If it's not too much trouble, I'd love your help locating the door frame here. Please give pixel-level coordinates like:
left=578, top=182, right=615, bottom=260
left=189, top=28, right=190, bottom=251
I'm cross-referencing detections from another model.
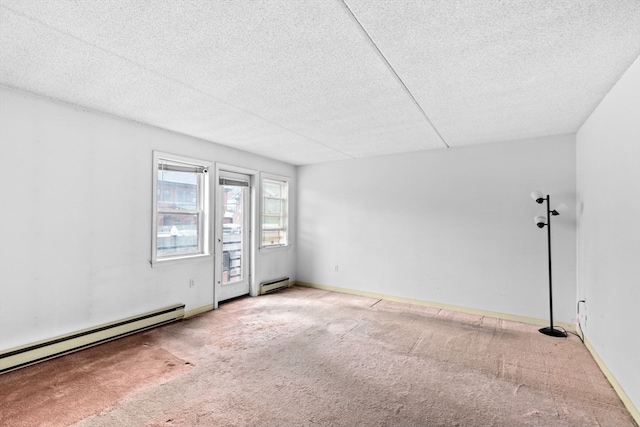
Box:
left=214, top=163, right=258, bottom=309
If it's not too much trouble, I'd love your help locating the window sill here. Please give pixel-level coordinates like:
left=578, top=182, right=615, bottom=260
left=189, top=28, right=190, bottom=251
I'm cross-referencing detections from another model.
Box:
left=259, top=244, right=291, bottom=253
left=151, top=253, right=213, bottom=267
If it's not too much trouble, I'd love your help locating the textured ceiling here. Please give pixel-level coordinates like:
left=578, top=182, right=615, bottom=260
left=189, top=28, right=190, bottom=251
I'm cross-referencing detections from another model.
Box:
left=1, top=0, right=639, bottom=165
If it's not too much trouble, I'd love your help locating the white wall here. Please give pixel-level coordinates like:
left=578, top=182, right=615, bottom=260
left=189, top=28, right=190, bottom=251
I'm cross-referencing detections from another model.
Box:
left=297, top=135, right=577, bottom=323
left=0, top=87, right=296, bottom=351
left=576, top=56, right=640, bottom=414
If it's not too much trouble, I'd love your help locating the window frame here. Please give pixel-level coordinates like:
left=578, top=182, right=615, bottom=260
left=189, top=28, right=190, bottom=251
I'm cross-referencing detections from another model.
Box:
left=152, top=151, right=212, bottom=266
left=260, top=173, right=290, bottom=249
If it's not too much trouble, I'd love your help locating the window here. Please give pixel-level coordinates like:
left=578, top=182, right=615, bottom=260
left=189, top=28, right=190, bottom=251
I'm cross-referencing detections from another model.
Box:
left=152, top=152, right=211, bottom=264
left=261, top=176, right=289, bottom=247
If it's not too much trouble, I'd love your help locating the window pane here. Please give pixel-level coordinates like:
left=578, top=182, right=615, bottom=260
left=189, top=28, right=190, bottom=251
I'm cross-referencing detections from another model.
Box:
left=157, top=170, right=198, bottom=210
left=263, top=182, right=282, bottom=198
left=262, top=229, right=285, bottom=246
left=154, top=153, right=210, bottom=264
left=157, top=213, right=200, bottom=256
left=264, top=198, right=282, bottom=215
left=263, top=215, right=281, bottom=227
left=261, top=177, right=287, bottom=247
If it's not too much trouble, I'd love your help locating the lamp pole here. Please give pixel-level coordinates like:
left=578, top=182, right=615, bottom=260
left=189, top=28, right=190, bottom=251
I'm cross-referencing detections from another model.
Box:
left=538, top=194, right=567, bottom=338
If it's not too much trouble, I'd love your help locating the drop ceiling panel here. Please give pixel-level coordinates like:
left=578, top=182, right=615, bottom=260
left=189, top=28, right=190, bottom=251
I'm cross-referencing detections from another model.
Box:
left=1, top=1, right=639, bottom=164
left=0, top=0, right=444, bottom=164
left=0, top=4, right=351, bottom=165
left=346, top=0, right=640, bottom=147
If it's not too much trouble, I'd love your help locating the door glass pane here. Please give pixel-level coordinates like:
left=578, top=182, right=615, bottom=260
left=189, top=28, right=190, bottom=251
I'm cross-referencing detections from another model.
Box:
left=222, top=185, right=244, bottom=285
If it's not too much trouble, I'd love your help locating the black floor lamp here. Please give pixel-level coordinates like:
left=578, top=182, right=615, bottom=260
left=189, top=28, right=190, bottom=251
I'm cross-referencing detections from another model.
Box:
left=531, top=191, right=567, bottom=338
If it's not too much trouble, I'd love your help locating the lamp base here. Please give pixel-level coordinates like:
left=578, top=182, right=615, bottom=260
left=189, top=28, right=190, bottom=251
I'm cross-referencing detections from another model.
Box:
left=539, top=326, right=567, bottom=338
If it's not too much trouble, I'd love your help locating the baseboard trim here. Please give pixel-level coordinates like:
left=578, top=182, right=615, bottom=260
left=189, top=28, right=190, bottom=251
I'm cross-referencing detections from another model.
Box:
left=583, top=338, right=640, bottom=425
left=0, top=304, right=185, bottom=373
left=184, top=304, right=214, bottom=318
left=295, top=281, right=575, bottom=331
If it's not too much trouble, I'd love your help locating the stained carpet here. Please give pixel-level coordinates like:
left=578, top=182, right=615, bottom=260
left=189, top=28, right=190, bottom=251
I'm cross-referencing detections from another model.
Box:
left=0, top=286, right=635, bottom=426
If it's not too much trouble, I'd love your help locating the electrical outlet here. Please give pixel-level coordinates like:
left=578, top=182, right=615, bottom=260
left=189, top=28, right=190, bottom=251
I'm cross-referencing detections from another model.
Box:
left=334, top=265, right=339, bottom=272
left=189, top=278, right=196, bottom=288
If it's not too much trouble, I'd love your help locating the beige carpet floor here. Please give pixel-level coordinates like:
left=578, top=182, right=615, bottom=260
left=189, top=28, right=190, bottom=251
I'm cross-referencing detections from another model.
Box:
left=0, top=286, right=635, bottom=426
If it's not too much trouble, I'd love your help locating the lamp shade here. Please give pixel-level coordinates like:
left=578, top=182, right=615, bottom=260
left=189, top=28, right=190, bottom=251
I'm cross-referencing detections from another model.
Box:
left=535, top=215, right=547, bottom=228
left=531, top=191, right=545, bottom=203
left=554, top=203, right=568, bottom=214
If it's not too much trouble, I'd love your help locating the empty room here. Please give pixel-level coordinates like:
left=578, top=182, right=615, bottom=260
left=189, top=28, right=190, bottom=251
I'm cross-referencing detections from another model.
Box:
left=0, top=1, right=639, bottom=426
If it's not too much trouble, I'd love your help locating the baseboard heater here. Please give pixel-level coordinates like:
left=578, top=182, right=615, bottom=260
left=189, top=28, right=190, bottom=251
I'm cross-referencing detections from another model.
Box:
left=0, top=303, right=185, bottom=374
left=260, top=277, right=291, bottom=295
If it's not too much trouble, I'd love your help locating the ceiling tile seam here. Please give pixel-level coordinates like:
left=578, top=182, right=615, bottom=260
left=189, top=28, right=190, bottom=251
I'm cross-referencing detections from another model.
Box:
left=339, top=0, right=450, bottom=149
left=0, top=4, right=356, bottom=161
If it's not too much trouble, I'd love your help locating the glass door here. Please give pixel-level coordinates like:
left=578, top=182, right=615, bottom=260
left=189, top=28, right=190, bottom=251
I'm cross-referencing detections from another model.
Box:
left=217, top=171, right=250, bottom=302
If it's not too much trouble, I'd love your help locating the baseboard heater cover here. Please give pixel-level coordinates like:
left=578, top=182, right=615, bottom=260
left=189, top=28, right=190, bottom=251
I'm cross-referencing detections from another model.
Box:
left=0, top=303, right=185, bottom=374
left=260, top=277, right=290, bottom=295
